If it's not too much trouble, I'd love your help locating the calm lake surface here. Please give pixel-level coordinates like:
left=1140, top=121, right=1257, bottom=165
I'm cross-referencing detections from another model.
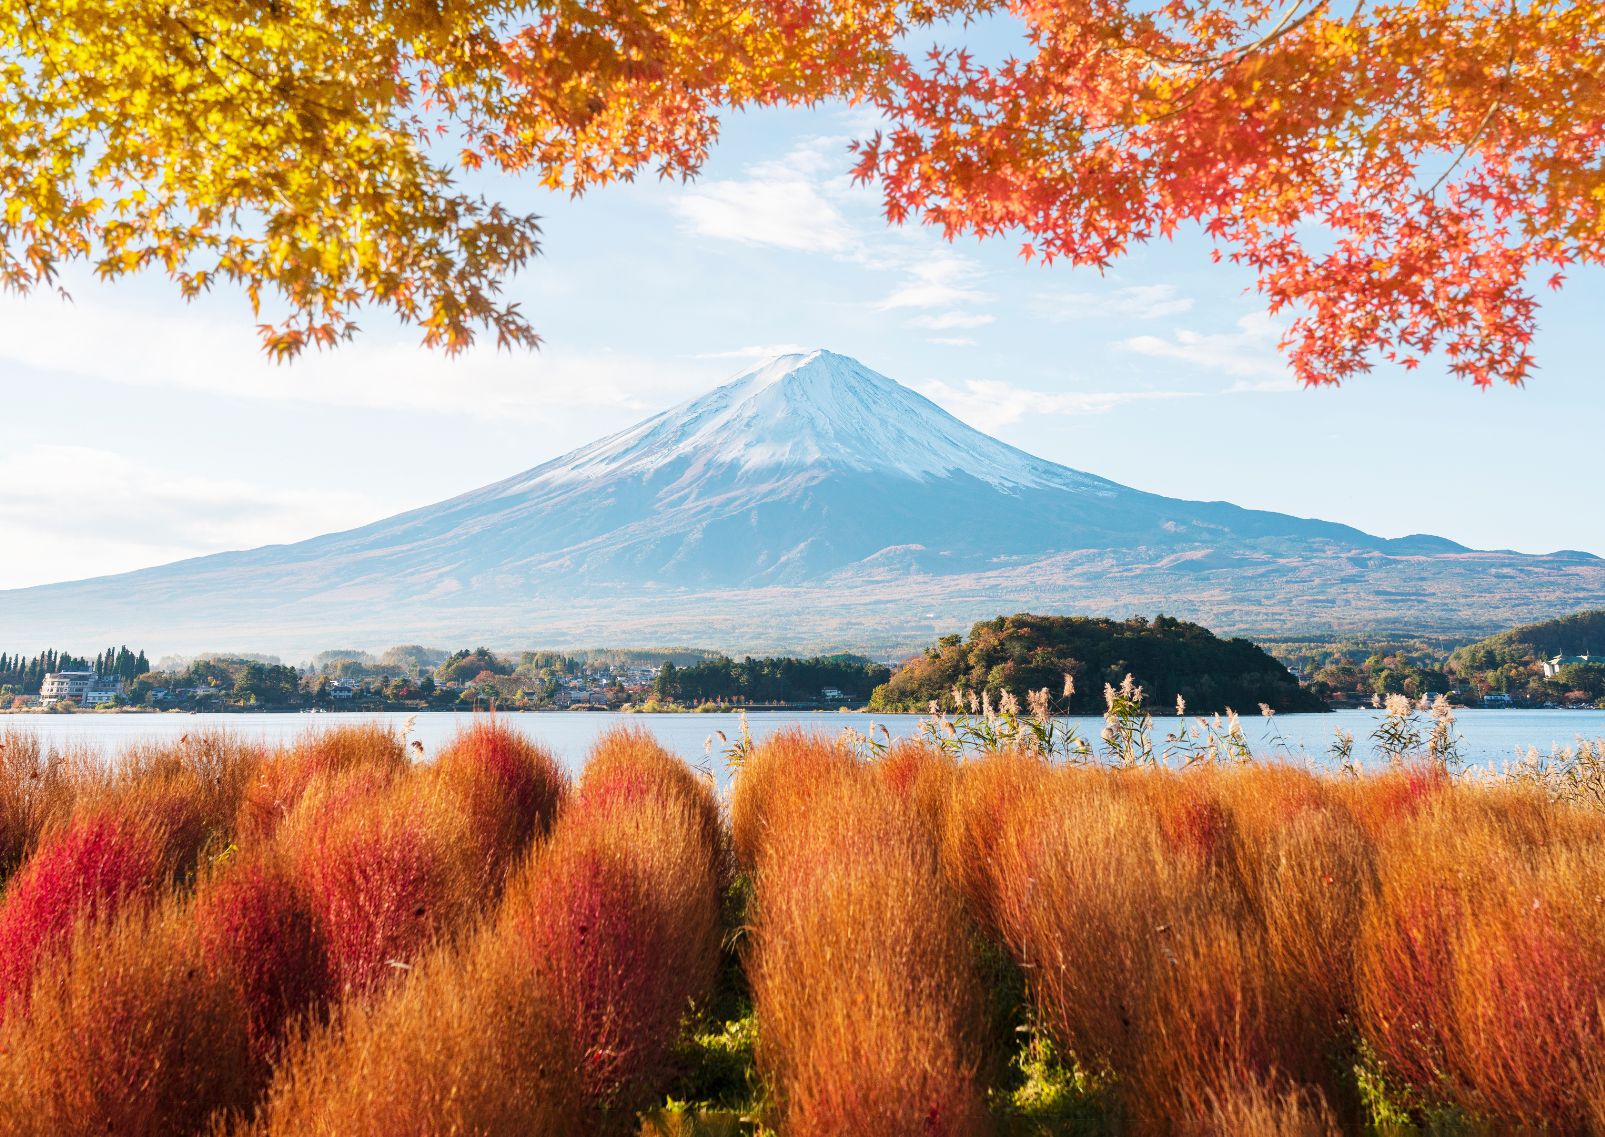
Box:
left=5, top=708, right=1603, bottom=785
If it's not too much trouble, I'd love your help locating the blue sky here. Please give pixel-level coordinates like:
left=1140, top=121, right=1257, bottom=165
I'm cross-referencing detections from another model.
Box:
left=2, top=98, right=1601, bottom=591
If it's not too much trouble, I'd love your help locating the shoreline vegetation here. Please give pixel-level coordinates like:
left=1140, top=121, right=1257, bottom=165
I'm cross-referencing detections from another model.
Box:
left=1, top=696, right=1604, bottom=1135
left=4, top=610, right=1603, bottom=722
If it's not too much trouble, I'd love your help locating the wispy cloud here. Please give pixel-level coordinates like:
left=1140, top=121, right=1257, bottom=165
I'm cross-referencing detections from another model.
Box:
left=667, top=138, right=856, bottom=253
left=1034, top=283, right=1194, bottom=321
left=669, top=137, right=998, bottom=329
left=1119, top=312, right=1288, bottom=380
left=0, top=292, right=706, bottom=422
left=1226, top=376, right=1302, bottom=393
left=669, top=178, right=854, bottom=254
left=876, top=251, right=990, bottom=312
left=0, top=445, right=384, bottom=589
left=916, top=377, right=1199, bottom=431
left=927, top=336, right=978, bottom=347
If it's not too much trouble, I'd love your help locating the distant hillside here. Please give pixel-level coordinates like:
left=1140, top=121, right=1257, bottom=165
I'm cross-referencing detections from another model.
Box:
left=870, top=613, right=1327, bottom=714
left=1449, top=609, right=1605, bottom=672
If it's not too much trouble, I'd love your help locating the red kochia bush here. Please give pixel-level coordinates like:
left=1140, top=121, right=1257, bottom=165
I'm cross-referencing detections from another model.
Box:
left=581, top=727, right=721, bottom=851
left=0, top=784, right=204, bottom=1023
left=518, top=848, right=672, bottom=1105
left=250, top=930, right=585, bottom=1137
left=291, top=780, right=481, bottom=999
left=1357, top=793, right=1605, bottom=1127
left=1346, top=762, right=1450, bottom=838
left=194, top=855, right=333, bottom=1064
left=0, top=734, right=74, bottom=886
left=939, top=748, right=1052, bottom=931
left=505, top=735, right=722, bottom=1122
left=1451, top=866, right=1605, bottom=1128
left=873, top=740, right=959, bottom=842
left=432, top=720, right=568, bottom=886
left=1356, top=795, right=1503, bottom=1105
left=730, top=728, right=857, bottom=870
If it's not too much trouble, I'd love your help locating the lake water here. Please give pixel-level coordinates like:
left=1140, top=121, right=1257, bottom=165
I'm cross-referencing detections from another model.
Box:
left=4, top=707, right=1603, bottom=785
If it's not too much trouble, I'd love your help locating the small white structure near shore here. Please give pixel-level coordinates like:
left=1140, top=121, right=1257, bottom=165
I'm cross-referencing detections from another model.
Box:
left=1542, top=653, right=1603, bottom=679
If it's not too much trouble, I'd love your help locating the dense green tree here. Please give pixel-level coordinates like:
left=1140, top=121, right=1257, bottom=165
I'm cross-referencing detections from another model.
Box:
left=0, top=647, right=119, bottom=694
left=435, top=648, right=512, bottom=685
left=655, top=655, right=890, bottom=705
left=232, top=662, right=302, bottom=706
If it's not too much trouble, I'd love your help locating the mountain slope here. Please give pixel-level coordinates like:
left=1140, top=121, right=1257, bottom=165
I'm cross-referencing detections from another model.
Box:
left=4, top=350, right=1603, bottom=656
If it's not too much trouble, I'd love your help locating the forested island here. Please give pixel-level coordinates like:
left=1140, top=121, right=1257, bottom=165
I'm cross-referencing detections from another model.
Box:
left=870, top=613, right=1326, bottom=714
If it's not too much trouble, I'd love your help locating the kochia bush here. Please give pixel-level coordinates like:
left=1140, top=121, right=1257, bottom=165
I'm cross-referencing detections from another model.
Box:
left=290, top=778, right=483, bottom=998
left=431, top=719, right=568, bottom=888
left=0, top=783, right=205, bottom=1023
left=0, top=903, right=255, bottom=1137
left=194, top=854, right=333, bottom=1064
left=504, top=733, right=723, bottom=1123
left=741, top=741, right=990, bottom=1137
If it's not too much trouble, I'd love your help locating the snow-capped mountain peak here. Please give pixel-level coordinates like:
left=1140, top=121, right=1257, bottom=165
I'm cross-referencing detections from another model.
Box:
left=2, top=346, right=1594, bottom=659
left=523, top=349, right=1072, bottom=491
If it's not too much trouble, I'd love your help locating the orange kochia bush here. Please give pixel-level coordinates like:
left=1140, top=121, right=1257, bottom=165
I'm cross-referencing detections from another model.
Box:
left=739, top=735, right=990, bottom=1137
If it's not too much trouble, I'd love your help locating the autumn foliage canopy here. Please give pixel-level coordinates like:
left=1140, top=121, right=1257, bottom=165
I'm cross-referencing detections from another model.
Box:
left=2, top=0, right=1600, bottom=386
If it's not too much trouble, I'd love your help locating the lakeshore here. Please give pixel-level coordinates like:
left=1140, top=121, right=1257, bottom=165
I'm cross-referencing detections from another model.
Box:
left=6, top=706, right=1604, bottom=783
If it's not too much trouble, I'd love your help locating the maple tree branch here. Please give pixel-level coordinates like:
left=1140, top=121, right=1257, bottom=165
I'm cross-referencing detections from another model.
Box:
left=1427, top=25, right=1519, bottom=197
left=16, top=0, right=61, bottom=84
left=1426, top=91, right=1501, bottom=197
left=1231, top=0, right=1322, bottom=60
left=1134, top=0, right=1326, bottom=71
left=1126, top=0, right=1332, bottom=129
left=168, top=11, right=350, bottom=121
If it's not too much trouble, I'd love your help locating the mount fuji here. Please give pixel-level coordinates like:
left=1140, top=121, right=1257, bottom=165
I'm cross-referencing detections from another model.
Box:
left=5, top=349, right=1604, bottom=656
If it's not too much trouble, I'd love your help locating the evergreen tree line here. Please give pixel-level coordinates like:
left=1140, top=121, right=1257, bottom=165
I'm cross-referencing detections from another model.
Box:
left=0, top=647, right=148, bottom=694
left=654, top=655, right=891, bottom=705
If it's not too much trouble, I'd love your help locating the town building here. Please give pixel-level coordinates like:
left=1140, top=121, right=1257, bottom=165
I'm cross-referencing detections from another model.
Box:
left=1542, top=653, right=1604, bottom=678
left=39, top=671, right=124, bottom=706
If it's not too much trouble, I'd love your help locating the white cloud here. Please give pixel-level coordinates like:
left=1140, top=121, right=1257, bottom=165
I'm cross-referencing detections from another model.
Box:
left=1119, top=312, right=1289, bottom=380
left=908, top=312, right=994, bottom=330
left=876, top=251, right=990, bottom=312
left=1035, top=283, right=1195, bottom=321
left=0, top=445, right=385, bottom=589
left=669, top=138, right=999, bottom=328
left=668, top=138, right=857, bottom=253
left=916, top=377, right=1198, bottom=431
left=0, top=291, right=706, bottom=422
left=928, top=337, right=978, bottom=347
